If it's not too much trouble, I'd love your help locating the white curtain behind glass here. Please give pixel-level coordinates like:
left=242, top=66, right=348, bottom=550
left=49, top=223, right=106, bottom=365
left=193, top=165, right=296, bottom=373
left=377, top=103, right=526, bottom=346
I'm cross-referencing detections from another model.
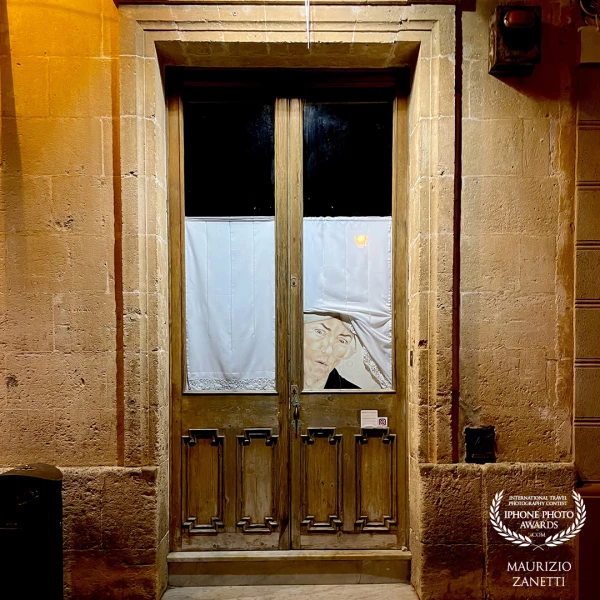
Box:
left=185, top=217, right=276, bottom=391
left=303, top=217, right=392, bottom=387
left=184, top=216, right=391, bottom=391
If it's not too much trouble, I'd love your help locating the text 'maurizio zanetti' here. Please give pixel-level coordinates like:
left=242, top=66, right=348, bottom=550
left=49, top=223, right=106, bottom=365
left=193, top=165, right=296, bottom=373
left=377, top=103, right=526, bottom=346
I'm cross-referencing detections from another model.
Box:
left=508, top=561, right=571, bottom=587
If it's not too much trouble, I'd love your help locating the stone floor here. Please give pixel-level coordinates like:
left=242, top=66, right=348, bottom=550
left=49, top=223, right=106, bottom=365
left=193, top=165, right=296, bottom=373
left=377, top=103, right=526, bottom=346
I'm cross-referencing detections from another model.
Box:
left=162, top=584, right=419, bottom=600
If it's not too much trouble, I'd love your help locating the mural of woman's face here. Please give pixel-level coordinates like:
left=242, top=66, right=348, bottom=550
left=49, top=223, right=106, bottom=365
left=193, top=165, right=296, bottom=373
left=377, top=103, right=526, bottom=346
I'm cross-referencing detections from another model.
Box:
left=303, top=317, right=354, bottom=388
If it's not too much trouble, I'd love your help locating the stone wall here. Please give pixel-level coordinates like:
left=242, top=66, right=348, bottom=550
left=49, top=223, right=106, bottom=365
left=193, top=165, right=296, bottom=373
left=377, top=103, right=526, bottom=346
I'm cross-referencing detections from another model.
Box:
left=0, top=0, right=593, bottom=599
left=460, top=0, right=577, bottom=464
left=410, top=2, right=581, bottom=598
left=0, top=1, right=167, bottom=597
left=0, top=0, right=118, bottom=467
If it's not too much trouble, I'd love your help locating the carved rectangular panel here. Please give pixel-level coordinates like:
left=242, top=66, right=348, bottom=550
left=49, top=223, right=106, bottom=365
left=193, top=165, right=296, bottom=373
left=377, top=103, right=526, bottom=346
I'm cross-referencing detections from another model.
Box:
left=355, top=429, right=397, bottom=532
left=236, top=429, right=279, bottom=533
left=182, top=429, right=225, bottom=534
left=301, top=428, right=343, bottom=532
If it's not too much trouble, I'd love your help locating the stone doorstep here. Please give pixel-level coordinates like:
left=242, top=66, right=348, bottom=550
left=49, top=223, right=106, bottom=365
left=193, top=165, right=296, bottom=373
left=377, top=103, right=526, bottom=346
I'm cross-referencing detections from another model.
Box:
left=162, top=584, right=419, bottom=600
left=167, top=550, right=411, bottom=587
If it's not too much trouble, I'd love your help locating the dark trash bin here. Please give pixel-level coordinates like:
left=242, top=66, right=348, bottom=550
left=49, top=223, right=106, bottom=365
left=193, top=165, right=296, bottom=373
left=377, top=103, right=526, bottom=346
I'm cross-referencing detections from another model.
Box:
left=0, top=463, right=63, bottom=599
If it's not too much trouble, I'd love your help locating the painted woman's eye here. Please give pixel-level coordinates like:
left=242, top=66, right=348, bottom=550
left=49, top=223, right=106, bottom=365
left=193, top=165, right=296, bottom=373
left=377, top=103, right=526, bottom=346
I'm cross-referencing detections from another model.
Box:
left=314, top=328, right=325, bottom=336
left=337, top=337, right=349, bottom=345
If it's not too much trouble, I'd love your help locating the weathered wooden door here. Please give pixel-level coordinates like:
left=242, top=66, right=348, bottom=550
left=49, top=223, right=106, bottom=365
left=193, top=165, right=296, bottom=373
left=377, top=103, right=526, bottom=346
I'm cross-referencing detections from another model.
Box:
left=169, top=71, right=407, bottom=553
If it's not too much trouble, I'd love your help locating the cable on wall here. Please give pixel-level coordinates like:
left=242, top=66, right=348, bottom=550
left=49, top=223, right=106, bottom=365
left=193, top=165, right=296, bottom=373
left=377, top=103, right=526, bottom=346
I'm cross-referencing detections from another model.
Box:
left=305, top=0, right=311, bottom=47
left=451, top=2, right=463, bottom=464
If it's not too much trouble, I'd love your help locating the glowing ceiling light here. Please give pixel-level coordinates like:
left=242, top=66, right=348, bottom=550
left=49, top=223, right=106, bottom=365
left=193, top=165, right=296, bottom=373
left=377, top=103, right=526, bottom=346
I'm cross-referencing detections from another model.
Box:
left=355, top=234, right=368, bottom=248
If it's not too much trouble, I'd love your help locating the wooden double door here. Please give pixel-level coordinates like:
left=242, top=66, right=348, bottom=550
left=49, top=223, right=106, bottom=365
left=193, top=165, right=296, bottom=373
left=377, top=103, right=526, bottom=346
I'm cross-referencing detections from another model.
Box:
left=168, top=70, right=408, bottom=552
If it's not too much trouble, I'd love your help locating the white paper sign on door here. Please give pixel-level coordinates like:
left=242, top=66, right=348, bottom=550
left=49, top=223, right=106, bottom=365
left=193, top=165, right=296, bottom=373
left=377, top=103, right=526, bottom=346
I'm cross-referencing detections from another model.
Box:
left=361, top=410, right=379, bottom=428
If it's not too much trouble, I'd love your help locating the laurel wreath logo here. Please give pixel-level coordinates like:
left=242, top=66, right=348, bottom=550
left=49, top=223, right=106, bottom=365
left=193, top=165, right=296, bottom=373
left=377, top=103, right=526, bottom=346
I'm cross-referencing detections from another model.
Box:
left=489, top=490, right=586, bottom=550
left=489, top=491, right=533, bottom=547
left=544, top=492, right=587, bottom=548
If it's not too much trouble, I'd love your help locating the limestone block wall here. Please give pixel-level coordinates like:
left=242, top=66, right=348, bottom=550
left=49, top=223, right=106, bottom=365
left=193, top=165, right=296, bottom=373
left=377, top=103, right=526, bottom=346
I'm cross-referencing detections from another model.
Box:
left=0, top=1, right=167, bottom=597
left=460, top=0, right=577, bottom=464
left=0, top=0, right=118, bottom=466
left=411, top=2, right=581, bottom=599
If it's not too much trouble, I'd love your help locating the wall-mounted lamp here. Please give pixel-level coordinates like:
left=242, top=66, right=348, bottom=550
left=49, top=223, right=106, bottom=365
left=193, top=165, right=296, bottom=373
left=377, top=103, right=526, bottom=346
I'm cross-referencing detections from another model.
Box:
left=489, top=6, right=542, bottom=76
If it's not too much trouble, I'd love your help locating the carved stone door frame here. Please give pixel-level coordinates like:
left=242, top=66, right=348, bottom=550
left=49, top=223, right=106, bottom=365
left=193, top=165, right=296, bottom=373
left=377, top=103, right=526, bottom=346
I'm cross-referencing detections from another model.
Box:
left=116, top=1, right=456, bottom=579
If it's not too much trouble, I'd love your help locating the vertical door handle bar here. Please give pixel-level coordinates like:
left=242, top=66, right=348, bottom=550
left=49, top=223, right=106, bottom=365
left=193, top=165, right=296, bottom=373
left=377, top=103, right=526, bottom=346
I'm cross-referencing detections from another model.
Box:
left=290, top=384, right=301, bottom=434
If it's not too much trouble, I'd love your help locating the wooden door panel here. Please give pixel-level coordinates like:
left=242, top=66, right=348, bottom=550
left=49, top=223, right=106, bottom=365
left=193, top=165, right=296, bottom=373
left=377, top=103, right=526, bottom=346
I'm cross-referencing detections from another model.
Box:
left=237, top=429, right=279, bottom=534
left=182, top=429, right=225, bottom=535
left=179, top=398, right=284, bottom=550
left=355, top=430, right=397, bottom=533
left=296, top=413, right=401, bottom=549
left=300, top=428, right=343, bottom=533
left=293, top=398, right=400, bottom=548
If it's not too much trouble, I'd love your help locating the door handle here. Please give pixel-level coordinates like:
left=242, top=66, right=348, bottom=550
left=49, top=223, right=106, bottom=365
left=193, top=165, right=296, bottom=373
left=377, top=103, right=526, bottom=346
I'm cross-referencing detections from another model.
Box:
left=290, top=385, right=301, bottom=434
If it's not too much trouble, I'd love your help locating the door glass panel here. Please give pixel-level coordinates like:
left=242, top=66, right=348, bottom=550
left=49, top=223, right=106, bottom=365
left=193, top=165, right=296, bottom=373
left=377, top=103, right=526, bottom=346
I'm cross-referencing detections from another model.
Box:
left=303, top=102, right=392, bottom=217
left=302, top=101, right=393, bottom=391
left=185, top=101, right=275, bottom=216
left=184, top=99, right=276, bottom=391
